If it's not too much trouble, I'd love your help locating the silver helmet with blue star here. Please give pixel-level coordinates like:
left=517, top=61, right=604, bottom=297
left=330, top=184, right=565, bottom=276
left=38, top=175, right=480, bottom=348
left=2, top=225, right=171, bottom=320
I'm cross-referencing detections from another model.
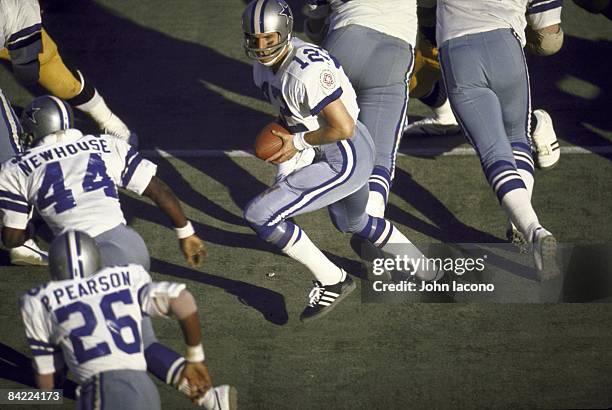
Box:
left=242, top=0, right=294, bottom=66
left=20, top=95, right=74, bottom=147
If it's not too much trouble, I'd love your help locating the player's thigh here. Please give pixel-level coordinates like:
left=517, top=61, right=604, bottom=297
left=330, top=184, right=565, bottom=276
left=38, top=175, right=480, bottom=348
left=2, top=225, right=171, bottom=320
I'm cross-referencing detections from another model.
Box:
left=489, top=30, right=531, bottom=145
left=95, top=224, right=150, bottom=270
left=247, top=137, right=372, bottom=226
left=323, top=25, right=371, bottom=85
left=440, top=40, right=512, bottom=165
left=246, top=161, right=353, bottom=226
left=0, top=90, right=22, bottom=163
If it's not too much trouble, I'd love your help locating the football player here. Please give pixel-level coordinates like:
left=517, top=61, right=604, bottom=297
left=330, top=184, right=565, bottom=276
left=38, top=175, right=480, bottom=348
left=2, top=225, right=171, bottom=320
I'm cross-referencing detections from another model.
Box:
left=0, top=95, right=215, bottom=405
left=0, top=0, right=131, bottom=141
left=436, top=0, right=563, bottom=280
left=0, top=0, right=49, bottom=264
left=242, top=0, right=439, bottom=321
left=303, top=0, right=418, bottom=218
left=406, top=0, right=562, bottom=171
left=21, top=231, right=237, bottom=409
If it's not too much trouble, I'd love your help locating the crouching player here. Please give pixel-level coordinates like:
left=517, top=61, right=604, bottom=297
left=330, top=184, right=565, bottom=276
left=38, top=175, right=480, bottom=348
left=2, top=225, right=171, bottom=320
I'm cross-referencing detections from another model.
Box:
left=20, top=230, right=237, bottom=409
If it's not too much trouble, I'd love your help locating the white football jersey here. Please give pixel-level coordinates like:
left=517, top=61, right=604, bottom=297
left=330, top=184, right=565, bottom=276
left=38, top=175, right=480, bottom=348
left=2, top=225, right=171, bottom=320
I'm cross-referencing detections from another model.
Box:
left=0, top=0, right=41, bottom=50
left=0, top=129, right=157, bottom=236
left=437, top=0, right=563, bottom=46
left=306, top=0, right=417, bottom=46
left=253, top=37, right=359, bottom=136
left=20, top=264, right=186, bottom=383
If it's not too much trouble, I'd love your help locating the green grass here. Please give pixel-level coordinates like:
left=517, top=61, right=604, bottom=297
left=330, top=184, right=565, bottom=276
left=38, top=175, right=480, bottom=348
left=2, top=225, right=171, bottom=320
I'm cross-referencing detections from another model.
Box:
left=0, top=0, right=611, bottom=409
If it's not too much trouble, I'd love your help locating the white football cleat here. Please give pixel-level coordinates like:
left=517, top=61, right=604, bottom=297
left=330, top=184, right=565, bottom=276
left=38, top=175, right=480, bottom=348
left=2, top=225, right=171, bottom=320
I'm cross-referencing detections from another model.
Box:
left=196, top=385, right=238, bottom=410
left=10, top=239, right=48, bottom=266
left=532, top=227, right=560, bottom=281
left=404, top=100, right=460, bottom=136
left=532, top=109, right=560, bottom=169
left=276, top=147, right=315, bottom=182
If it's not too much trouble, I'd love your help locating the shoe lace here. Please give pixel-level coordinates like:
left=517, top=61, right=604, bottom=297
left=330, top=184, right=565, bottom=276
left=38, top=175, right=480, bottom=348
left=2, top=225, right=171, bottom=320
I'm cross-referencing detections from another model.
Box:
left=307, top=282, right=325, bottom=306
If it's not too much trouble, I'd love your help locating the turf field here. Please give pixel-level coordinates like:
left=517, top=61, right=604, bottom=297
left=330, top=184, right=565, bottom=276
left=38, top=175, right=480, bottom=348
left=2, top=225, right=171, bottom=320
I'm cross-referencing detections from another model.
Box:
left=1, top=1, right=611, bottom=408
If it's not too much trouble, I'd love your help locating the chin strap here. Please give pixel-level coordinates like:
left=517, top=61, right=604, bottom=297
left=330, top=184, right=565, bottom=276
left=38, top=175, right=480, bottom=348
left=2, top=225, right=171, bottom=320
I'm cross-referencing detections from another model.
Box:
left=261, top=39, right=292, bottom=67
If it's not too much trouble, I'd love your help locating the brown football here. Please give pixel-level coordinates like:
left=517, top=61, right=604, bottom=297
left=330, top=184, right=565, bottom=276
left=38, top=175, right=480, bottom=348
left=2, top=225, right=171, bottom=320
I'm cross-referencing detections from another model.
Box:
left=254, top=122, right=287, bottom=160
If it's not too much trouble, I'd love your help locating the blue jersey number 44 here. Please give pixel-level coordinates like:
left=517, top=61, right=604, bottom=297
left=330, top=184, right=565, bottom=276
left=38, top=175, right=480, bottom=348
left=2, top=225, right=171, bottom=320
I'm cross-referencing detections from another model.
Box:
left=37, top=153, right=118, bottom=214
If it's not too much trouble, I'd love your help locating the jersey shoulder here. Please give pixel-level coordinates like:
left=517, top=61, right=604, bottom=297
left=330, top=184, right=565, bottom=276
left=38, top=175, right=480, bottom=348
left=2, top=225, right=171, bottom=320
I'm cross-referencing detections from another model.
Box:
left=285, top=39, right=341, bottom=84
left=19, top=283, right=49, bottom=311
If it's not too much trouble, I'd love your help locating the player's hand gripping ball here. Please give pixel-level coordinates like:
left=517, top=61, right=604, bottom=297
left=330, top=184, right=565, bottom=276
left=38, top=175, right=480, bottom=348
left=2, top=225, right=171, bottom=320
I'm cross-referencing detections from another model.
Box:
left=254, top=122, right=288, bottom=160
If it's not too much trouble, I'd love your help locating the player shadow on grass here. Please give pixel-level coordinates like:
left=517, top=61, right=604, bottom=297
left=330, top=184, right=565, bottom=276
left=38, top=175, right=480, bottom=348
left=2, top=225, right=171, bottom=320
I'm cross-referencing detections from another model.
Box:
left=119, top=192, right=279, bottom=254
left=150, top=258, right=289, bottom=325
left=0, top=343, right=77, bottom=400
left=387, top=167, right=503, bottom=243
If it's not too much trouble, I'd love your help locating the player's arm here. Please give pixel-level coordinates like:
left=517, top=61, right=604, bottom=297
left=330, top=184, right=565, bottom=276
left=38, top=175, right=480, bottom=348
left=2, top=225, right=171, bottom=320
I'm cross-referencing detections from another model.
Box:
left=1, top=226, right=29, bottom=248
left=114, top=140, right=206, bottom=268
left=20, top=294, right=62, bottom=390
left=0, top=174, right=33, bottom=248
left=35, top=373, right=54, bottom=390
left=139, top=279, right=211, bottom=399
left=267, top=98, right=355, bottom=164
left=142, top=177, right=207, bottom=268
left=7, top=1, right=42, bottom=85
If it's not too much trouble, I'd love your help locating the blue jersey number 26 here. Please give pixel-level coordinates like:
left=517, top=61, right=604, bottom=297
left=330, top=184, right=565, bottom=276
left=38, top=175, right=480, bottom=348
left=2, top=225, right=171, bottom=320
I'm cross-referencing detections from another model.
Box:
left=54, top=289, right=141, bottom=364
left=37, top=153, right=118, bottom=214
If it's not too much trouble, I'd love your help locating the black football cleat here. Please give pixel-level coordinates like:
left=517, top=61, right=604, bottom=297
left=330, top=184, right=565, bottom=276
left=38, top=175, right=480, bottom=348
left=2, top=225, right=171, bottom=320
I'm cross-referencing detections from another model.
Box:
left=300, top=272, right=356, bottom=322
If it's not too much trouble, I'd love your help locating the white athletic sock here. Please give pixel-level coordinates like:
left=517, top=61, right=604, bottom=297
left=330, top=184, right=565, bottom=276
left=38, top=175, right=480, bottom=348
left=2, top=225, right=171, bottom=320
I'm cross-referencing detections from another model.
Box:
left=432, top=99, right=457, bottom=124
left=75, top=89, right=113, bottom=124
left=509, top=169, right=535, bottom=232
left=517, top=169, right=534, bottom=199
left=377, top=226, right=442, bottom=280
left=283, top=231, right=344, bottom=285
left=365, top=191, right=386, bottom=218
left=501, top=188, right=541, bottom=242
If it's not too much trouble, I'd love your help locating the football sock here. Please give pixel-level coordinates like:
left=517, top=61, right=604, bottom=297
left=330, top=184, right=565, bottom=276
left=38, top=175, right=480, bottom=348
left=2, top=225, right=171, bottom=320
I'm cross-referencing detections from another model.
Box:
left=368, top=166, right=391, bottom=211
left=512, top=142, right=535, bottom=198
left=356, top=216, right=438, bottom=279
left=365, top=191, right=386, bottom=218
left=74, top=88, right=115, bottom=126
left=500, top=188, right=541, bottom=243
left=283, top=229, right=344, bottom=286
